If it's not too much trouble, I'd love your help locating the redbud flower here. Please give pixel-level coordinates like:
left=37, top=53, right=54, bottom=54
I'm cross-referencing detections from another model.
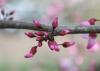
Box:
left=37, top=41, right=42, bottom=47
left=35, top=31, right=44, bottom=36
left=88, top=42, right=100, bottom=52
left=25, top=32, right=35, bottom=38
left=59, top=29, right=70, bottom=36
left=24, top=46, right=37, bottom=58
left=88, top=18, right=100, bottom=25
left=36, top=36, right=44, bottom=41
left=87, top=32, right=97, bottom=49
left=24, top=17, right=76, bottom=58
left=80, top=18, right=100, bottom=26
left=48, top=40, right=59, bottom=52
left=62, top=41, right=75, bottom=48
left=52, top=17, right=58, bottom=30
left=44, top=32, right=49, bottom=38
left=33, top=20, right=42, bottom=28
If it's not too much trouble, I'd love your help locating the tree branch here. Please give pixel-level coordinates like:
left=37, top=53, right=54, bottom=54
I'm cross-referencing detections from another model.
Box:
left=0, top=20, right=100, bottom=35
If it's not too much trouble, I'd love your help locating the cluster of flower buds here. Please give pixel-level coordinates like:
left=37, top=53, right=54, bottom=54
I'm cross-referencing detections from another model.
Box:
left=0, top=8, right=15, bottom=20
left=24, top=17, right=75, bottom=58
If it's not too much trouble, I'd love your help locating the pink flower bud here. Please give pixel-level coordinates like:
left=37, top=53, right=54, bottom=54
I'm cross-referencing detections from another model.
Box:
left=37, top=41, right=42, bottom=47
left=24, top=53, right=33, bottom=58
left=33, top=20, right=42, bottom=28
left=48, top=40, right=54, bottom=50
left=35, top=32, right=44, bottom=36
left=52, top=17, right=58, bottom=30
left=87, top=33, right=97, bottom=49
left=44, top=32, right=49, bottom=38
left=62, top=41, right=75, bottom=48
left=24, top=46, right=37, bottom=58
left=59, top=29, right=70, bottom=36
left=88, top=18, right=99, bottom=25
left=36, top=36, right=43, bottom=41
left=25, top=32, right=35, bottom=38
left=48, top=40, right=59, bottom=52
left=54, top=45, right=60, bottom=52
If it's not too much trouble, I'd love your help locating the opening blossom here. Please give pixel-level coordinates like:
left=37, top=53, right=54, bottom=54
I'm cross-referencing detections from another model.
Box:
left=25, top=17, right=75, bottom=58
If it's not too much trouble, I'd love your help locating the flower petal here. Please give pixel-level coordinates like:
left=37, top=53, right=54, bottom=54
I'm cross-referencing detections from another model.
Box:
left=52, top=17, right=58, bottom=30
left=33, top=20, right=42, bottom=28
left=36, top=36, right=43, bottom=41
left=24, top=46, right=37, bottom=58
left=48, top=40, right=59, bottom=51
left=88, top=42, right=100, bottom=52
left=53, top=41, right=59, bottom=52
left=35, top=32, right=44, bottom=36
left=24, top=53, right=33, bottom=58
left=25, top=32, right=35, bottom=38
left=37, top=41, right=42, bottom=47
left=48, top=40, right=55, bottom=50
left=87, top=35, right=96, bottom=49
left=59, top=29, right=70, bottom=36
left=62, top=41, right=75, bottom=48
left=80, top=21, right=91, bottom=27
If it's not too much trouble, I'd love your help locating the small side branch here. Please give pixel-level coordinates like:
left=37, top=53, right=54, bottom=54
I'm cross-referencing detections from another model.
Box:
left=0, top=20, right=100, bottom=35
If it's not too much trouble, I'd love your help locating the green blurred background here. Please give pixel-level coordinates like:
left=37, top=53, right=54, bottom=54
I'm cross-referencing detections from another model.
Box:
left=0, top=0, right=100, bottom=71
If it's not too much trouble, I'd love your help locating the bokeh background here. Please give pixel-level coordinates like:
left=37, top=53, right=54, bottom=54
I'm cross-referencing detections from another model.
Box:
left=0, top=0, right=100, bottom=71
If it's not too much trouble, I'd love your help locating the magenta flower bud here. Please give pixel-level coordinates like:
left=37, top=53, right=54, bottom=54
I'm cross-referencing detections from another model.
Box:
left=35, top=32, right=44, bottom=36
left=88, top=18, right=100, bottom=25
left=87, top=32, right=97, bottom=49
left=37, top=41, right=42, bottom=47
left=24, top=53, right=33, bottom=58
left=48, top=40, right=59, bottom=52
left=44, top=32, right=49, bottom=38
left=54, top=44, right=60, bottom=52
left=52, top=17, right=58, bottom=30
left=33, top=20, right=42, bottom=28
left=36, top=36, right=43, bottom=41
left=62, top=41, right=75, bottom=48
left=59, top=29, right=70, bottom=36
left=48, top=40, right=54, bottom=50
left=25, top=32, right=35, bottom=38
left=24, top=46, right=37, bottom=58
